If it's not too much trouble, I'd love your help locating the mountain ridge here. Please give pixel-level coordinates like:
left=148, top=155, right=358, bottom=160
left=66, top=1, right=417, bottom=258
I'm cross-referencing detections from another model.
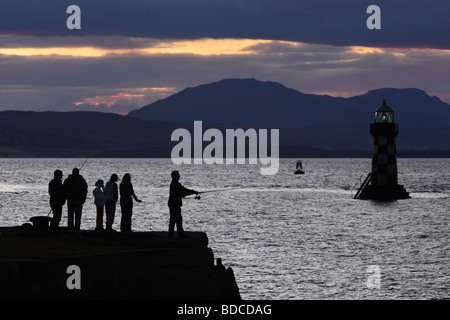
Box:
left=127, top=78, right=450, bottom=129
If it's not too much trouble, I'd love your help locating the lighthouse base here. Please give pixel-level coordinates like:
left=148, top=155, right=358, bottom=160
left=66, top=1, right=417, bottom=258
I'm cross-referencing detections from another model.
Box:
left=356, top=184, right=410, bottom=201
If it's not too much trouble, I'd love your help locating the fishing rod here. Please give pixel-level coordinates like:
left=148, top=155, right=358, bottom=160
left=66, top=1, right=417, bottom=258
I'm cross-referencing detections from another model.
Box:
left=78, top=158, right=89, bottom=170
left=199, top=187, right=244, bottom=194
left=190, top=187, right=245, bottom=200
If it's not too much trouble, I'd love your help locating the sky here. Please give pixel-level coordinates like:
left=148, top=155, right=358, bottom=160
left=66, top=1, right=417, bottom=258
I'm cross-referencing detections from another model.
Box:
left=1, top=0, right=450, bottom=115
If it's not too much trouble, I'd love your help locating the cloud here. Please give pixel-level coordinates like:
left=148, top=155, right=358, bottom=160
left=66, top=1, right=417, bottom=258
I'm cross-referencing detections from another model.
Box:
left=1, top=1, right=449, bottom=116
left=1, top=37, right=450, bottom=114
left=72, top=102, right=138, bottom=115
left=73, top=88, right=175, bottom=113
left=74, top=93, right=144, bottom=109
left=0, top=36, right=275, bottom=57
left=0, top=34, right=165, bottom=50
left=1, top=0, right=450, bottom=49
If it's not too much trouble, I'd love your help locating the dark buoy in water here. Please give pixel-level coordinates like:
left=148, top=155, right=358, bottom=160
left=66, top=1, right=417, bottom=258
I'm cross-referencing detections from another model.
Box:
left=354, top=99, right=409, bottom=200
left=294, top=160, right=305, bottom=174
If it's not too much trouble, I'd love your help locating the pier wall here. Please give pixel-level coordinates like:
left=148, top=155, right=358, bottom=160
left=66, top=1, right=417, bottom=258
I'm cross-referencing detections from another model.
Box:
left=0, top=230, right=241, bottom=300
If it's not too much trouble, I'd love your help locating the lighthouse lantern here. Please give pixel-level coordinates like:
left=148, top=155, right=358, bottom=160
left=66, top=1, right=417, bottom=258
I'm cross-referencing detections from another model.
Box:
left=375, top=99, right=394, bottom=123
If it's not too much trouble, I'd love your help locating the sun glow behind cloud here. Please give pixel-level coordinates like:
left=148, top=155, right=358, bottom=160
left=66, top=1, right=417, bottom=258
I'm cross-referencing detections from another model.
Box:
left=2, top=35, right=450, bottom=114
left=2, top=37, right=447, bottom=62
left=0, top=47, right=119, bottom=57
left=2, top=36, right=449, bottom=65
left=142, top=38, right=273, bottom=55
left=0, top=38, right=274, bottom=57
left=73, top=87, right=176, bottom=110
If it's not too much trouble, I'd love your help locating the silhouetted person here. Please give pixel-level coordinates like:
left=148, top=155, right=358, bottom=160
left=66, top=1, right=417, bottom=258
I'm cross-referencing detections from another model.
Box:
left=93, top=179, right=106, bottom=232
left=104, top=174, right=119, bottom=232
left=168, top=170, right=199, bottom=238
left=48, top=169, right=66, bottom=233
left=63, top=168, right=88, bottom=236
left=119, top=173, right=142, bottom=232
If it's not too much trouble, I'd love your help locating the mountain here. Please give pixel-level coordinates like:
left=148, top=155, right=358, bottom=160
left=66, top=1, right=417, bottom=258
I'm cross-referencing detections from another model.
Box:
left=127, top=78, right=450, bottom=150
left=346, top=88, right=450, bottom=128
left=127, top=78, right=450, bottom=129
left=128, top=78, right=345, bottom=127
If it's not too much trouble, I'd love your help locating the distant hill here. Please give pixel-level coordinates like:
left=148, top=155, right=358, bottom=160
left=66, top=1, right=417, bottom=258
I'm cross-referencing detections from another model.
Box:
left=0, top=110, right=371, bottom=158
left=0, top=111, right=180, bottom=157
left=127, top=78, right=450, bottom=129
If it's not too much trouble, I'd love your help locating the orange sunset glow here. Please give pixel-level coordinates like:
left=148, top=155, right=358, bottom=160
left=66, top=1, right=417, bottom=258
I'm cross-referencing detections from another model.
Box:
left=0, top=38, right=275, bottom=57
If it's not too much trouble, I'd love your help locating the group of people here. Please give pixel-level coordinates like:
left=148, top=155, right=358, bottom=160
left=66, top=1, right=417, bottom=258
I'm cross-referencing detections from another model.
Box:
left=49, top=168, right=142, bottom=236
left=48, top=168, right=199, bottom=238
left=92, top=173, right=142, bottom=233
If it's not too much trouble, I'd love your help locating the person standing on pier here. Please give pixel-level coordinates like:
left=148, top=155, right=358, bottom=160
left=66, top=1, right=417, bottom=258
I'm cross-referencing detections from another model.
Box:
left=119, top=173, right=142, bottom=232
left=104, top=174, right=119, bottom=232
left=48, top=169, right=66, bottom=233
left=168, top=170, right=200, bottom=239
left=93, top=179, right=106, bottom=232
left=63, top=168, right=88, bottom=236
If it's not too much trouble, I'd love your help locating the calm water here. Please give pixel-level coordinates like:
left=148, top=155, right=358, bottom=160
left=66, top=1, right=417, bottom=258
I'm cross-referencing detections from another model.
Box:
left=0, top=158, right=449, bottom=300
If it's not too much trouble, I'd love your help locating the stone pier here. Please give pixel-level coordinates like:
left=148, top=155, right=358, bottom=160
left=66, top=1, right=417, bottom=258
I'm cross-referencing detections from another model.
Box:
left=0, top=227, right=241, bottom=300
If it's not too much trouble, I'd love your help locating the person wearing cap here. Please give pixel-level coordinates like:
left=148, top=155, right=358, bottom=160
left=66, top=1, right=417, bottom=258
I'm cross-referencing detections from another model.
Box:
left=167, top=171, right=199, bottom=239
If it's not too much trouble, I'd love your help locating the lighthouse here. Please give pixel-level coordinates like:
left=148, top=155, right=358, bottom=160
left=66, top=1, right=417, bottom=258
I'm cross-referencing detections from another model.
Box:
left=354, top=99, right=409, bottom=200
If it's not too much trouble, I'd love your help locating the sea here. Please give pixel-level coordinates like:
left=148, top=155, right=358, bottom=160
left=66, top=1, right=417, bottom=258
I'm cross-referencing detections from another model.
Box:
left=0, top=158, right=448, bottom=300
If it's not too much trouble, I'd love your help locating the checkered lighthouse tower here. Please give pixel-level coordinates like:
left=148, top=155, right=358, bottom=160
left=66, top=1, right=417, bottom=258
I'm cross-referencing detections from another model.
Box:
left=354, top=99, right=409, bottom=200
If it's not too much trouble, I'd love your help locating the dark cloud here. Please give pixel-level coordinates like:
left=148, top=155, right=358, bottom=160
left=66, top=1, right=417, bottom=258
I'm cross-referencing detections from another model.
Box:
left=1, top=0, right=449, bottom=49
left=0, top=34, right=162, bottom=49
left=1, top=1, right=449, bottom=114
